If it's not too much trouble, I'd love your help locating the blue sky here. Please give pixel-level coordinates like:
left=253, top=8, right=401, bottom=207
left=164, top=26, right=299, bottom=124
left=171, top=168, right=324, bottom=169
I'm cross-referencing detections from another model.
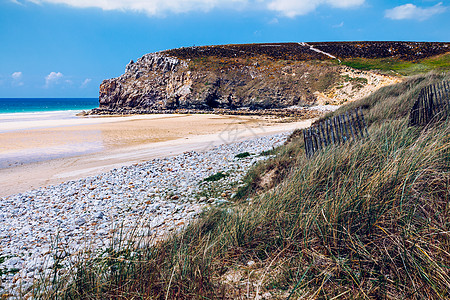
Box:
left=0, top=0, right=448, bottom=98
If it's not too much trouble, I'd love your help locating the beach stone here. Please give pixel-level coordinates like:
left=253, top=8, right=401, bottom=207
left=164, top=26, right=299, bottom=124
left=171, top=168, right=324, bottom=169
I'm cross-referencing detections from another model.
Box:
left=0, top=131, right=290, bottom=297
left=74, top=218, right=86, bottom=226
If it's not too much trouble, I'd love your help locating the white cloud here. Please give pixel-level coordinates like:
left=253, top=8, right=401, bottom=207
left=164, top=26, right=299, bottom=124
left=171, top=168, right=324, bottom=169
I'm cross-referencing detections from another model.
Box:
left=18, top=0, right=248, bottom=15
left=269, top=17, right=279, bottom=24
left=10, top=0, right=25, bottom=5
left=385, top=2, right=446, bottom=21
left=12, top=71, right=22, bottom=80
left=44, top=71, right=63, bottom=88
left=16, top=0, right=364, bottom=17
left=11, top=71, right=24, bottom=87
left=267, top=0, right=365, bottom=17
left=81, top=78, right=92, bottom=88
left=333, top=21, right=344, bottom=28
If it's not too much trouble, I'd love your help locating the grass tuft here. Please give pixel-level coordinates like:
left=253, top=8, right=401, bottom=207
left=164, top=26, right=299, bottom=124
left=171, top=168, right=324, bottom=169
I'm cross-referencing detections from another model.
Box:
left=204, top=171, right=228, bottom=182
left=235, top=152, right=251, bottom=158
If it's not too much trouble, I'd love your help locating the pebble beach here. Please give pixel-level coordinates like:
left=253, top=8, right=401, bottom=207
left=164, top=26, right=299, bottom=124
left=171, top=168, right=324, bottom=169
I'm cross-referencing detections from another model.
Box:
left=0, top=132, right=290, bottom=296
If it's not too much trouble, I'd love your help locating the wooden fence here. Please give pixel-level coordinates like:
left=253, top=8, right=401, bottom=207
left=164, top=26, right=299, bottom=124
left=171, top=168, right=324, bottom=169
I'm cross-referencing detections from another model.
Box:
left=303, top=107, right=368, bottom=158
left=409, top=81, right=449, bottom=127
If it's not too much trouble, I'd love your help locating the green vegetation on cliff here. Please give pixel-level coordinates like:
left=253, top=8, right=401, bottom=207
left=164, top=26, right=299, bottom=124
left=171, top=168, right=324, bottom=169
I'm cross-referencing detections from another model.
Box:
left=341, top=52, right=450, bottom=76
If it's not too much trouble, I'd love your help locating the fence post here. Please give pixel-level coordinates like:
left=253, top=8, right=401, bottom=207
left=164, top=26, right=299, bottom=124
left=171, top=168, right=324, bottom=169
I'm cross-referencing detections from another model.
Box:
left=303, top=129, right=309, bottom=157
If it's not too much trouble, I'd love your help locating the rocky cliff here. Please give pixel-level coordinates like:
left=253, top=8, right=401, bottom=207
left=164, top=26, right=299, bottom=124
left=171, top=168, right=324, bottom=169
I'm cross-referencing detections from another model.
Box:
left=97, top=42, right=449, bottom=113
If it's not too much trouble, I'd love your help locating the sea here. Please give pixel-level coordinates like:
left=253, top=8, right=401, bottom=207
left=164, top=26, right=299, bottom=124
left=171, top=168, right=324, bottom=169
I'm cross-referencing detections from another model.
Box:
left=0, top=98, right=101, bottom=169
left=0, top=98, right=98, bottom=114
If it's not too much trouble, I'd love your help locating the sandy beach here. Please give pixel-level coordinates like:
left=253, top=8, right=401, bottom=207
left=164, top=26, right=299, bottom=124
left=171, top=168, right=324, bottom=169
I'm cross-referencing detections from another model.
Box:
left=0, top=113, right=313, bottom=197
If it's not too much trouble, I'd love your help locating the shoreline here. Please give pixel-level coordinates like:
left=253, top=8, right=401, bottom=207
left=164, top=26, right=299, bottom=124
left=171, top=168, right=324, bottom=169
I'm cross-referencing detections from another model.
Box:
left=85, top=106, right=328, bottom=117
left=0, top=113, right=315, bottom=197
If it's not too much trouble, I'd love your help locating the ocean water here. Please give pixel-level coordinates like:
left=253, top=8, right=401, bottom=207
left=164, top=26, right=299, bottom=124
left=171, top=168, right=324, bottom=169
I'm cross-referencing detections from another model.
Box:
left=0, top=98, right=98, bottom=114
left=0, top=98, right=102, bottom=169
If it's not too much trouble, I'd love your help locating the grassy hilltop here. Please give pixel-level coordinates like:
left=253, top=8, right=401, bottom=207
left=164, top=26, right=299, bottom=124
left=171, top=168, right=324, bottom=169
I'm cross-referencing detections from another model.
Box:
left=41, top=71, right=450, bottom=299
left=165, top=41, right=450, bottom=76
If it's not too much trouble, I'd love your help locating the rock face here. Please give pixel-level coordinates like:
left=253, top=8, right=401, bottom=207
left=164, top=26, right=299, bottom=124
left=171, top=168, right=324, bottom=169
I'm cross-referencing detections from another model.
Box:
left=99, top=53, right=190, bottom=110
left=99, top=52, right=331, bottom=111
left=98, top=42, right=449, bottom=112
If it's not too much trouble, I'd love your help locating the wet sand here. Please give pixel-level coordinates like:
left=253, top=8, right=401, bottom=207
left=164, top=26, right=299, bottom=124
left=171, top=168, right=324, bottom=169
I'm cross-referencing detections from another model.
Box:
left=0, top=114, right=313, bottom=197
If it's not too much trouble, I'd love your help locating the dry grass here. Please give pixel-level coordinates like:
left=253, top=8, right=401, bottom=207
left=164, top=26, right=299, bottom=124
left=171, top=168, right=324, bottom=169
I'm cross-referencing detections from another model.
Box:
left=35, top=72, right=449, bottom=299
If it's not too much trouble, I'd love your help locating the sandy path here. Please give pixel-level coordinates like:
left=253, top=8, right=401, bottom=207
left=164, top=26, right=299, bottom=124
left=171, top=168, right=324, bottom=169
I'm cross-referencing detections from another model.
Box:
left=0, top=114, right=313, bottom=197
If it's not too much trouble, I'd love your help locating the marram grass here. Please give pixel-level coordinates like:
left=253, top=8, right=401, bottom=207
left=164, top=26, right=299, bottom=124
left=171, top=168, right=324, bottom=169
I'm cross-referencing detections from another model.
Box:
left=35, top=72, right=449, bottom=299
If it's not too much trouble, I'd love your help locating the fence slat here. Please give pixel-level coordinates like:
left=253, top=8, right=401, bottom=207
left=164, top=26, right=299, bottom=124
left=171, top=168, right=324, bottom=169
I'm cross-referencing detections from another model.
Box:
left=320, top=122, right=327, bottom=147
left=315, top=127, right=322, bottom=151
left=431, top=84, right=438, bottom=116
left=354, top=108, right=364, bottom=137
left=346, top=111, right=355, bottom=140
left=342, top=113, right=350, bottom=141
left=328, top=119, right=335, bottom=145
left=424, top=87, right=429, bottom=124
left=358, top=107, right=368, bottom=136
left=336, top=116, right=343, bottom=144
left=351, top=110, right=360, bottom=138
left=436, top=83, right=443, bottom=108
left=312, top=128, right=318, bottom=153
left=307, top=128, right=313, bottom=154
left=308, top=129, right=313, bottom=157
left=324, top=121, right=331, bottom=145
left=337, top=115, right=343, bottom=143
left=303, top=129, right=308, bottom=157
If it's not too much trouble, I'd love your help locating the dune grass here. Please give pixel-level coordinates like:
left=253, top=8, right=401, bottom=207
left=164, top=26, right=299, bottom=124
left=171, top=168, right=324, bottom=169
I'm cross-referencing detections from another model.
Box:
left=36, top=73, right=449, bottom=299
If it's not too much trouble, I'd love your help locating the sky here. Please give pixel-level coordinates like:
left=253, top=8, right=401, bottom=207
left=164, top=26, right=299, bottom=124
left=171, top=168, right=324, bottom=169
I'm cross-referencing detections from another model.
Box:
left=0, top=0, right=448, bottom=98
